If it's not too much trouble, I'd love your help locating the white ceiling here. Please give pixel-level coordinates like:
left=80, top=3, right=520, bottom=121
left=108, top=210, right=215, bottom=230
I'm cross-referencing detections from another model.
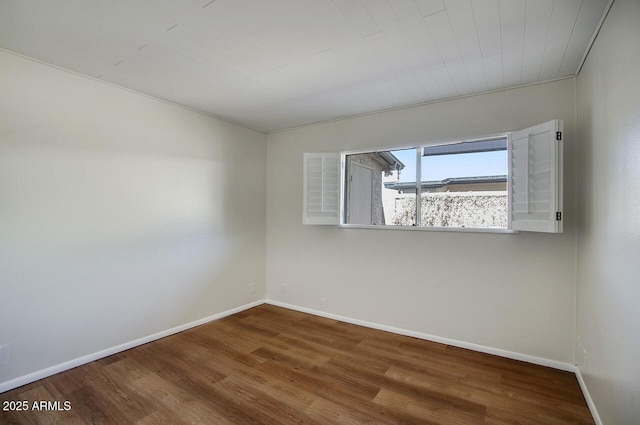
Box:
left=0, top=0, right=609, bottom=132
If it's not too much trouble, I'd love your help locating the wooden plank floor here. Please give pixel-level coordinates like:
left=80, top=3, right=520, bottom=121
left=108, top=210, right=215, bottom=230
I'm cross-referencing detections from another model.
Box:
left=1, top=305, right=594, bottom=424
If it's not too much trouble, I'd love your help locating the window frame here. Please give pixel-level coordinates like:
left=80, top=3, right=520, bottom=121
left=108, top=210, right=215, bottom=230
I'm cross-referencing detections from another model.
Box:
left=338, top=132, right=517, bottom=234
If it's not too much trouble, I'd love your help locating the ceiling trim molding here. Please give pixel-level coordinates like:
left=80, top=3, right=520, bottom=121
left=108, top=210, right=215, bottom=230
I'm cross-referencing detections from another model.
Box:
left=575, top=0, right=615, bottom=76
left=0, top=47, right=266, bottom=134
left=267, top=75, right=576, bottom=135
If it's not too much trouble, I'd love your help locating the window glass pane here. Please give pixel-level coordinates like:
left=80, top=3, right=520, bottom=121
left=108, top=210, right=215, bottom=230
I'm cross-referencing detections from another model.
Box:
left=419, top=142, right=507, bottom=228
left=345, top=149, right=416, bottom=225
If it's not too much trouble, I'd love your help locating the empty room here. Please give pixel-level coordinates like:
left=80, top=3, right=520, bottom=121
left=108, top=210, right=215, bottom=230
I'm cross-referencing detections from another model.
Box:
left=0, top=0, right=638, bottom=424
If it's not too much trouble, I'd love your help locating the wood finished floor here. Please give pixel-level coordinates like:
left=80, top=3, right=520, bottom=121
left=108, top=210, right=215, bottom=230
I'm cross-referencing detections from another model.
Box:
left=1, top=305, right=594, bottom=425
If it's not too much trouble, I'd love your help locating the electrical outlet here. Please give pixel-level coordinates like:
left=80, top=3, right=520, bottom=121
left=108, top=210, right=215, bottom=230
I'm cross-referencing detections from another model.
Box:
left=320, top=298, right=326, bottom=309
left=248, top=282, right=256, bottom=294
left=582, top=348, right=588, bottom=371
left=0, top=344, right=12, bottom=365
left=281, top=283, right=287, bottom=295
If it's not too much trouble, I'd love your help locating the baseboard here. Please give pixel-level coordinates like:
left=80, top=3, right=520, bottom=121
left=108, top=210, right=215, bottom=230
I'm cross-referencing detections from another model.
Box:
left=574, top=366, right=603, bottom=425
left=2, top=298, right=602, bottom=425
left=267, top=299, right=606, bottom=421
left=0, top=299, right=264, bottom=394
left=265, top=299, right=575, bottom=372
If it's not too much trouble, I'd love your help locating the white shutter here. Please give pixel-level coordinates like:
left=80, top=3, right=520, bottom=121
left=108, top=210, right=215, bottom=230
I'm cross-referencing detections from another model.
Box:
left=303, top=153, right=340, bottom=225
left=508, top=120, right=563, bottom=233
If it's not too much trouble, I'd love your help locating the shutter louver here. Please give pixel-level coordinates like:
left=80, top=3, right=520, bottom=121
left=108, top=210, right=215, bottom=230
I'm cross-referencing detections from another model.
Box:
left=303, top=153, right=340, bottom=225
left=508, top=120, right=563, bottom=233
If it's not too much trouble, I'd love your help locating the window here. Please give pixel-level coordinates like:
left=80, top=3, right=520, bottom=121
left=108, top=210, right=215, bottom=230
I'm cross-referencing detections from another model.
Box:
left=344, top=139, right=507, bottom=229
left=418, top=138, right=508, bottom=228
left=417, top=174, right=508, bottom=228
left=303, top=120, right=563, bottom=233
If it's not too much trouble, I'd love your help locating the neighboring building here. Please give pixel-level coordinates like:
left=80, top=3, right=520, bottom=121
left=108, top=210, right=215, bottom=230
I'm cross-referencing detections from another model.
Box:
left=345, top=152, right=404, bottom=225
left=384, top=175, right=507, bottom=193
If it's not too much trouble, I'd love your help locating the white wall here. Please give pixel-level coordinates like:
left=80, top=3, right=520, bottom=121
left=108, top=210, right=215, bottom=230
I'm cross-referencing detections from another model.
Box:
left=0, top=51, right=266, bottom=386
left=576, top=0, right=640, bottom=423
left=266, top=78, right=577, bottom=363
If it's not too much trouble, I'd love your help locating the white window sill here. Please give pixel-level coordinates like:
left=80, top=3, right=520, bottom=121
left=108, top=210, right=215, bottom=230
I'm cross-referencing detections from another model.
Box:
left=338, top=224, right=519, bottom=234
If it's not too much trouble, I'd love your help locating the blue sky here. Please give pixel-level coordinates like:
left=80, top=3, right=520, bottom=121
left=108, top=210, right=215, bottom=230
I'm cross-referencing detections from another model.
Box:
left=392, top=148, right=507, bottom=182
